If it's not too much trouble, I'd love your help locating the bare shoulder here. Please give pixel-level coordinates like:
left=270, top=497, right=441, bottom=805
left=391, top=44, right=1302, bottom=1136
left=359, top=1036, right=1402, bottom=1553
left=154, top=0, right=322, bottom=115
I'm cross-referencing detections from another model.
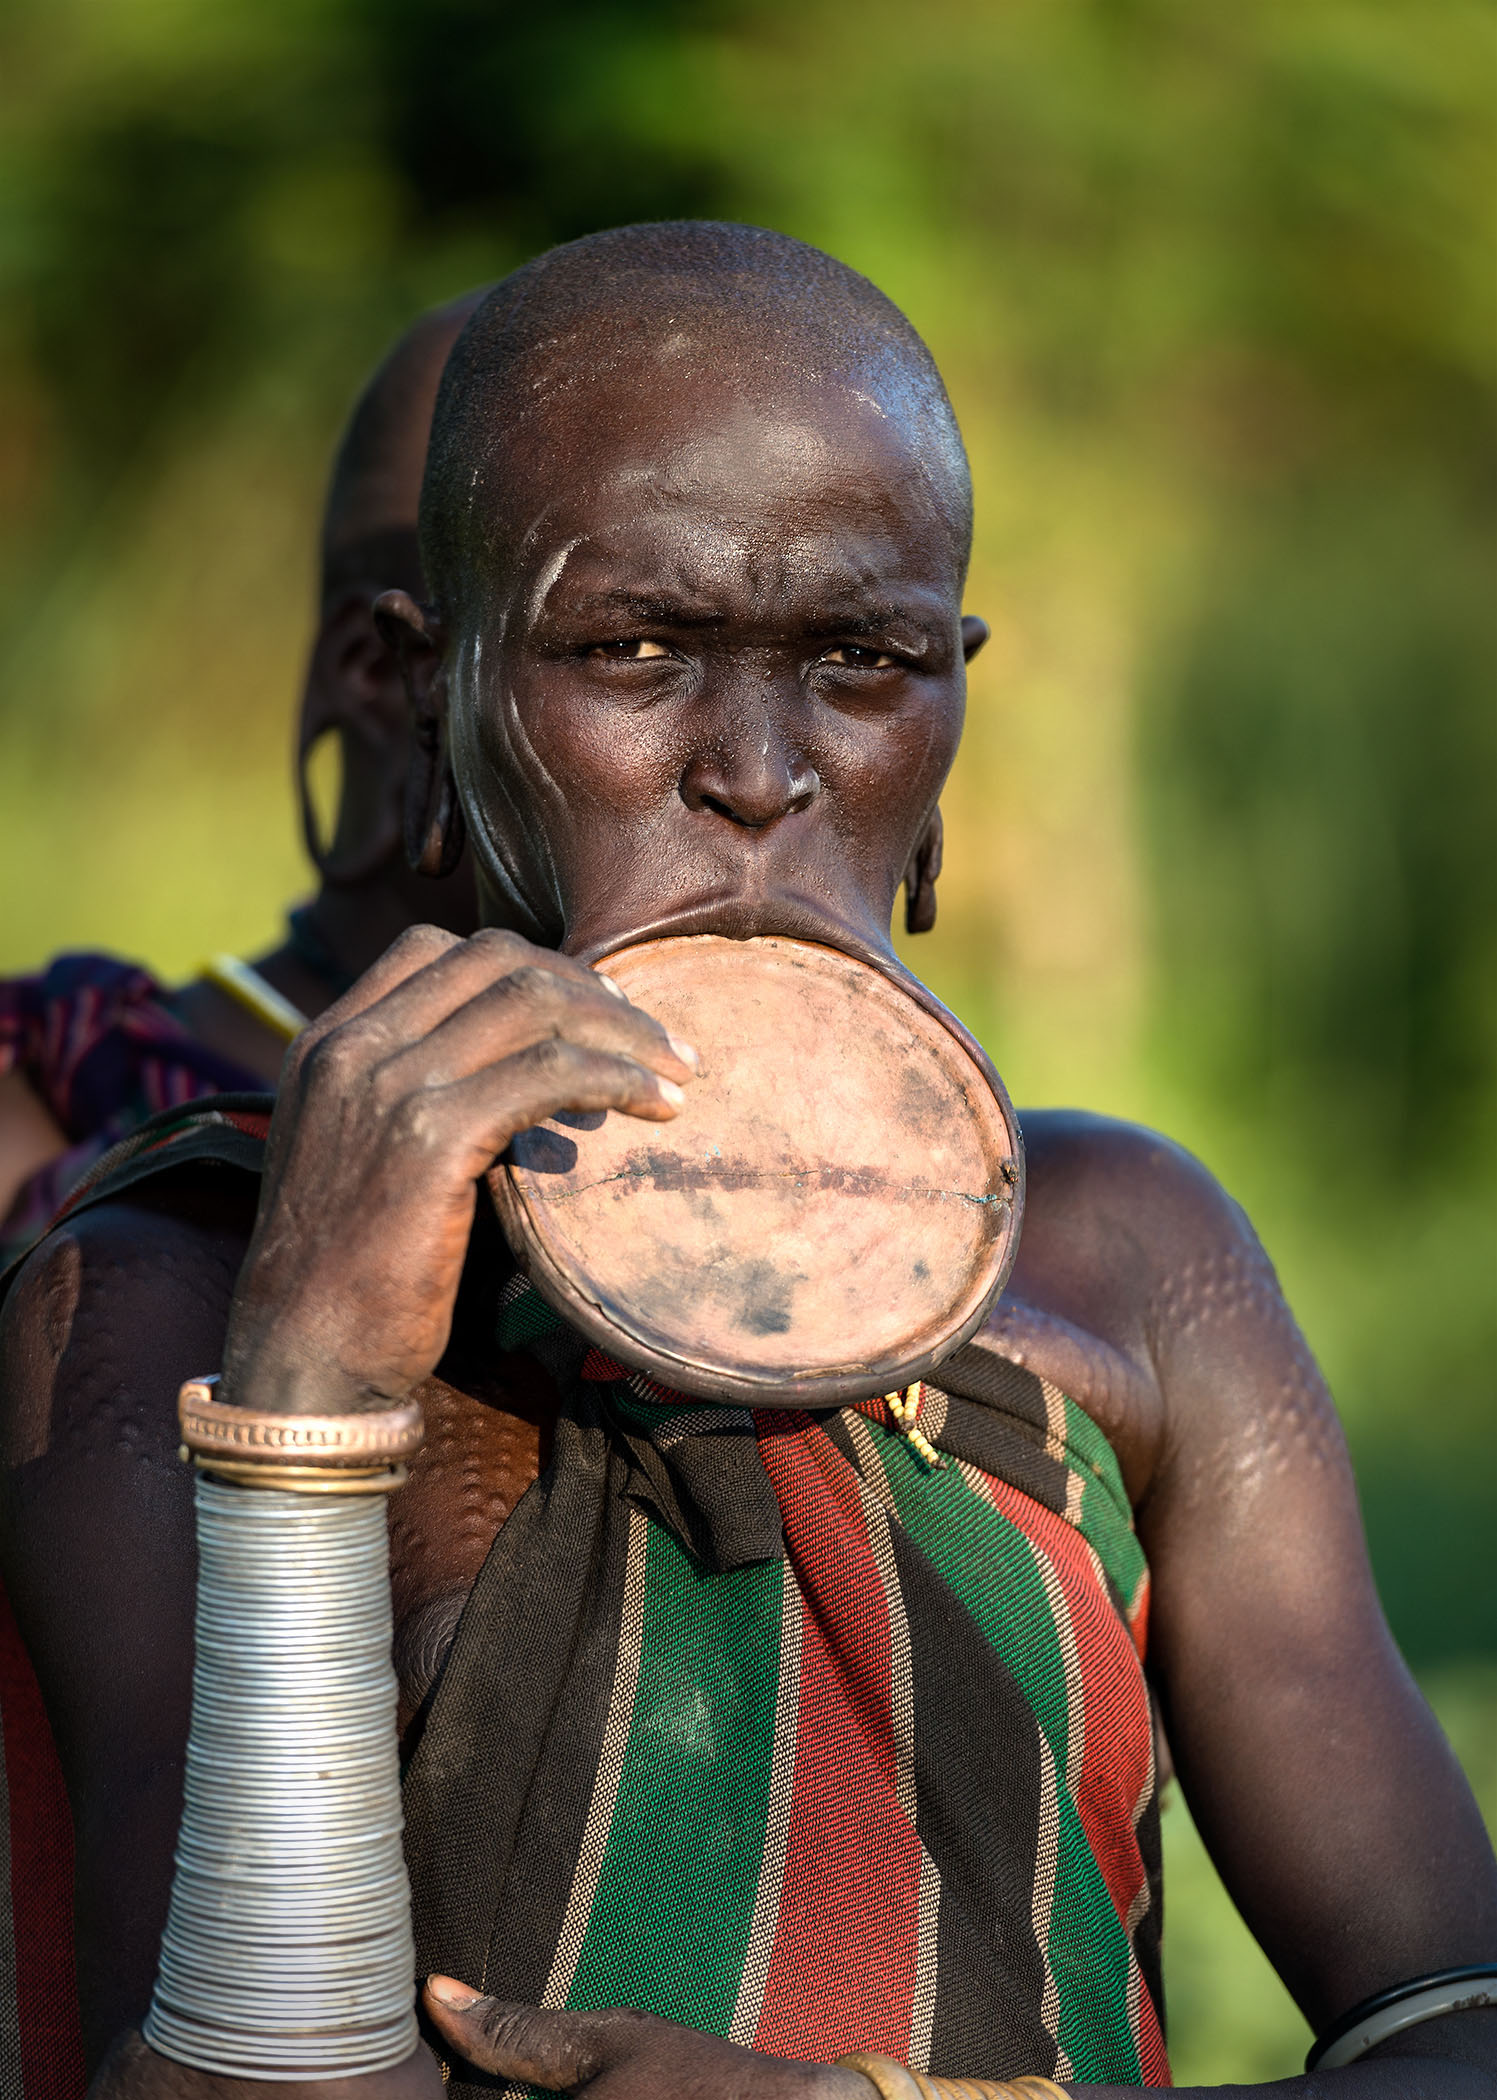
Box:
left=0, top=1170, right=255, bottom=1707
left=1017, top=1106, right=1256, bottom=1257
left=0, top=1171, right=256, bottom=1478
left=1015, top=1106, right=1294, bottom=1344
left=1003, top=1108, right=1344, bottom=1508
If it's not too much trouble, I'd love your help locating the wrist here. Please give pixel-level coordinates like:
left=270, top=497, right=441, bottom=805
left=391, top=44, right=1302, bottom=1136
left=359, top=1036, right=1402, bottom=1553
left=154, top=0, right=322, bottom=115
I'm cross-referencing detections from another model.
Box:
left=218, top=1325, right=404, bottom=1418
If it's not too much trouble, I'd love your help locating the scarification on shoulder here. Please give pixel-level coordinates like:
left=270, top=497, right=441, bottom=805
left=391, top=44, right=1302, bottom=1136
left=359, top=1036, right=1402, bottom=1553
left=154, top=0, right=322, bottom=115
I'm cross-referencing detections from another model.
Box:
left=1148, top=1241, right=1346, bottom=1484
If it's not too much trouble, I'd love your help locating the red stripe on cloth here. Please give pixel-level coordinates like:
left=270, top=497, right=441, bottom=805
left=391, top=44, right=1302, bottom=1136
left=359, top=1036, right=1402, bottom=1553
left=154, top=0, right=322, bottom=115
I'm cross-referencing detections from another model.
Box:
left=1135, top=1971, right=1171, bottom=2087
left=0, top=1578, right=86, bottom=2100
left=972, top=1476, right=1153, bottom=1929
left=220, top=1111, right=272, bottom=1141
left=1128, top=1568, right=1151, bottom=1660
left=966, top=1474, right=1168, bottom=2078
left=751, top=1415, right=921, bottom=2061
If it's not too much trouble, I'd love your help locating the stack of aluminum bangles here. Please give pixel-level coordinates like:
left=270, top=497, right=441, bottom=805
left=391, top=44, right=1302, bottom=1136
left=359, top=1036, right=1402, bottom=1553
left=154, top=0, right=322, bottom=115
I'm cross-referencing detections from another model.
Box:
left=142, top=1377, right=425, bottom=2082
left=839, top=2061, right=1070, bottom=2099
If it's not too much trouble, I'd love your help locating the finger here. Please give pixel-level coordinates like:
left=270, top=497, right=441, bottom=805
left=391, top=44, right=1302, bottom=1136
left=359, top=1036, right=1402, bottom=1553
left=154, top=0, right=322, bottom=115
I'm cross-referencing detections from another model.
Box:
left=285, top=927, right=592, bottom=1091
left=281, top=922, right=469, bottom=1092
left=423, top=1039, right=688, bottom=1181
left=353, top=1044, right=688, bottom=1201
left=423, top=1981, right=612, bottom=2088
left=376, top=962, right=699, bottom=1093
left=300, top=922, right=469, bottom=1037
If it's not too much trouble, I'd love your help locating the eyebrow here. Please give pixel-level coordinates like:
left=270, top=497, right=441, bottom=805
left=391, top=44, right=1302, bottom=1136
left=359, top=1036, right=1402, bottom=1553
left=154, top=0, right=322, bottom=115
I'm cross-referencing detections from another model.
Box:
left=554, top=590, right=936, bottom=647
left=801, top=610, right=932, bottom=650
left=561, top=590, right=728, bottom=629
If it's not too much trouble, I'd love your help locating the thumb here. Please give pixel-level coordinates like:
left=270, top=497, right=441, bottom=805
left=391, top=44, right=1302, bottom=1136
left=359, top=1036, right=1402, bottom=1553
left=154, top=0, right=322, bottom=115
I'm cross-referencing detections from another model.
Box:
left=424, top=1979, right=605, bottom=2089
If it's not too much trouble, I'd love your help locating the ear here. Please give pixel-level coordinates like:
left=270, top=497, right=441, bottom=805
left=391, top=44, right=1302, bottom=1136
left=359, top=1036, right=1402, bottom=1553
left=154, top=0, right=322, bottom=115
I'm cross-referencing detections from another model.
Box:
left=960, top=614, right=990, bottom=662
left=903, top=807, right=943, bottom=936
left=375, top=589, right=467, bottom=882
left=297, top=590, right=412, bottom=885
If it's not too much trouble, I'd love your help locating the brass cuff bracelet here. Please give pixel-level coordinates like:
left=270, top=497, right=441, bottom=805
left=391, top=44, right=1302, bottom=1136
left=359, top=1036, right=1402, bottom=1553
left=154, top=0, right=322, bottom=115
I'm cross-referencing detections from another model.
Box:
left=178, top=1376, right=424, bottom=1493
left=838, top=2056, right=1069, bottom=2100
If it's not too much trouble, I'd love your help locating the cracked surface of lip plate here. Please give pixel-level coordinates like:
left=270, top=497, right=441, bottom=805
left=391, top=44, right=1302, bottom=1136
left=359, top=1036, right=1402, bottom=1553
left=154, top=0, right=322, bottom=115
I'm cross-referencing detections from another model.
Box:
left=491, top=933, right=1024, bottom=1408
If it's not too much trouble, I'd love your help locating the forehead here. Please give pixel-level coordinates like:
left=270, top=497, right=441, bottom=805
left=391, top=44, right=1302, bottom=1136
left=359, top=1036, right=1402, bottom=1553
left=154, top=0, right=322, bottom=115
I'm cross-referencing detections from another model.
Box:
left=484, top=344, right=963, bottom=608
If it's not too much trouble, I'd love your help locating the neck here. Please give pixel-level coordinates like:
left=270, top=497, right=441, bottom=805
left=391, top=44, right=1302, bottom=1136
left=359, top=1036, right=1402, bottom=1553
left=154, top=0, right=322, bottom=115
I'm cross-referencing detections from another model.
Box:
left=249, top=886, right=413, bottom=1023
left=269, top=885, right=416, bottom=997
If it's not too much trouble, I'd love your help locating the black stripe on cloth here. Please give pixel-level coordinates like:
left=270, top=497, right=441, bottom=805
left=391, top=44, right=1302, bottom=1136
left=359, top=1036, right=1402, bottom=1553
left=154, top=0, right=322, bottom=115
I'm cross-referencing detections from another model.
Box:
left=1131, top=1759, right=1167, bottom=2040
left=937, top=1345, right=1051, bottom=1434
left=402, top=1407, right=634, bottom=2096
left=612, top=1396, right=784, bottom=1573
left=889, top=1522, right=1060, bottom=2080
left=924, top=1353, right=1073, bottom=1520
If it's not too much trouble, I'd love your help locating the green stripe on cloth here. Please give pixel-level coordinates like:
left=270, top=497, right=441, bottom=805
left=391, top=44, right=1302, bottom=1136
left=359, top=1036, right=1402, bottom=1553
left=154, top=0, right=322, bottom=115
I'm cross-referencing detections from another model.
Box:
left=875, top=1425, right=1143, bottom=2085
left=495, top=1285, right=567, bottom=1351
left=562, top=1518, right=786, bottom=2032
left=1060, top=1396, right=1146, bottom=1616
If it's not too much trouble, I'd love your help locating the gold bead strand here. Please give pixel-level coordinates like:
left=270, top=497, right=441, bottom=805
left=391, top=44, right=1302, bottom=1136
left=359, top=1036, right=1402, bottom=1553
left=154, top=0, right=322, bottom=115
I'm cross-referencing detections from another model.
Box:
left=884, top=1383, right=947, bottom=1469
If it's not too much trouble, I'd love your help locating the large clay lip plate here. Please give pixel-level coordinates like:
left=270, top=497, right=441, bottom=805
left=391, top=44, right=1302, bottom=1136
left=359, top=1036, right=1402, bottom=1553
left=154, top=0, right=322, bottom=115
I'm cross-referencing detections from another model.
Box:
left=493, top=934, right=1024, bottom=1406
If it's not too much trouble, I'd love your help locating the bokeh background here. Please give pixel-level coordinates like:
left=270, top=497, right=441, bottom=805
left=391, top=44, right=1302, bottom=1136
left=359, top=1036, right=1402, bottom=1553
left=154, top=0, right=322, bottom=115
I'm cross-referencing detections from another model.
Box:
left=1, top=0, right=1493, bottom=2080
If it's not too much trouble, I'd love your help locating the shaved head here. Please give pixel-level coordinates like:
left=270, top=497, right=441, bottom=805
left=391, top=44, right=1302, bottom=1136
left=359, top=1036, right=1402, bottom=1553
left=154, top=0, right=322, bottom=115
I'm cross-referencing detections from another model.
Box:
left=419, top=222, right=972, bottom=618
left=320, top=288, right=490, bottom=607
left=380, top=220, right=985, bottom=968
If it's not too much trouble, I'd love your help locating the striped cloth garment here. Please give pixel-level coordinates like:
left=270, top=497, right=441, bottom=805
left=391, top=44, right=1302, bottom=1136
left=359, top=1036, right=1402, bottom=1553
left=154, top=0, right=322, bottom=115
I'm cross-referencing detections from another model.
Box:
left=405, top=1286, right=1169, bottom=2094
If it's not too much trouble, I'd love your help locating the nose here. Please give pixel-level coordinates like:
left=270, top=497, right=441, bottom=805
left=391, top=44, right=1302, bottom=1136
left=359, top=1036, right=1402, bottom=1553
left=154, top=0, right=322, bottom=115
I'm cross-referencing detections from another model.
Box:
left=678, top=697, right=821, bottom=831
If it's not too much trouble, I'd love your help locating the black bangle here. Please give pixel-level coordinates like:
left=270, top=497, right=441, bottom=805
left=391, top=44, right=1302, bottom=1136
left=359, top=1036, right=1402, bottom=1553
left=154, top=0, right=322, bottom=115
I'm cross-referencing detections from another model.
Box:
left=1306, top=1964, right=1497, bottom=2071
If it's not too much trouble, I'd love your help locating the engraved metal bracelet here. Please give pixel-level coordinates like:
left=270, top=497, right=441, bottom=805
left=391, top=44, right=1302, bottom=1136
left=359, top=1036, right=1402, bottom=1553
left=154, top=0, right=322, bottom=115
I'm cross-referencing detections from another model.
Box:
left=142, top=1379, right=425, bottom=2081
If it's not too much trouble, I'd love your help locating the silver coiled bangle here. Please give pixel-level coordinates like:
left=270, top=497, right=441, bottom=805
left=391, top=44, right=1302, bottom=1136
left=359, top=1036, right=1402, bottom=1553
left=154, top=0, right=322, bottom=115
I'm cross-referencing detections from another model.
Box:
left=142, top=1380, right=425, bottom=2081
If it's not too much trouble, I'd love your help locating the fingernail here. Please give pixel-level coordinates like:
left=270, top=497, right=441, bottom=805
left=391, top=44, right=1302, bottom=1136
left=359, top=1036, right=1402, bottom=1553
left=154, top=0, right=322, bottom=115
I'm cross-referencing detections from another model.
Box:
left=666, top=1034, right=700, bottom=1071
left=598, top=974, right=627, bottom=1000
left=427, top=1975, right=483, bottom=2010
left=656, top=1077, right=686, bottom=1107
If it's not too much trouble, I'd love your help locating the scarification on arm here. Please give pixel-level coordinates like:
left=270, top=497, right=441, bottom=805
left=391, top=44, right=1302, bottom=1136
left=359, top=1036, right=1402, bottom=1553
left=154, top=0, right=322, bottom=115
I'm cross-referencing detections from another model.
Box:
left=1147, top=1235, right=1349, bottom=1510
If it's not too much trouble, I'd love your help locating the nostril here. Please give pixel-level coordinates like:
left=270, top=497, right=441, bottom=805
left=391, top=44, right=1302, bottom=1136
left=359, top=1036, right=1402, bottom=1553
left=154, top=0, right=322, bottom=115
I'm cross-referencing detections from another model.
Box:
left=681, top=757, right=822, bottom=828
left=701, top=792, right=768, bottom=829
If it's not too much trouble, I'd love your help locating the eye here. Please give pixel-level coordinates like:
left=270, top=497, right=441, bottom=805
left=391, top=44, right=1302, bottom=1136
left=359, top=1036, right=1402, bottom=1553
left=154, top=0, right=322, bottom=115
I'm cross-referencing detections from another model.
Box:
left=822, top=644, right=899, bottom=669
left=585, top=638, right=671, bottom=661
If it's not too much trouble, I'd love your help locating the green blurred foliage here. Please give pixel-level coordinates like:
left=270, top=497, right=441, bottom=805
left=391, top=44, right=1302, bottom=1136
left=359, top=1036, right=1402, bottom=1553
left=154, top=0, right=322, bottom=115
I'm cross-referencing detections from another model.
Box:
left=0, top=0, right=1492, bottom=2078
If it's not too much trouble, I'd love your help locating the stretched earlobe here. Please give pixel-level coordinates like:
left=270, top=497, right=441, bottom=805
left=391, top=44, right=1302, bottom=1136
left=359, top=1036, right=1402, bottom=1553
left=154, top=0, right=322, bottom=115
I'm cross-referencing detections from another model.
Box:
left=296, top=590, right=409, bottom=887
left=298, top=720, right=406, bottom=888
left=903, top=809, right=943, bottom=936
left=405, top=719, right=467, bottom=880
left=374, top=589, right=465, bottom=882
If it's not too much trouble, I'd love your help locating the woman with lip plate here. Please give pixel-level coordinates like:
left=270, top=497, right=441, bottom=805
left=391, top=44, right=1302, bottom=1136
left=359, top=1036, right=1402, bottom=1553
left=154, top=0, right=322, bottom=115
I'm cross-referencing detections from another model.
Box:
left=2, top=223, right=1494, bottom=2100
